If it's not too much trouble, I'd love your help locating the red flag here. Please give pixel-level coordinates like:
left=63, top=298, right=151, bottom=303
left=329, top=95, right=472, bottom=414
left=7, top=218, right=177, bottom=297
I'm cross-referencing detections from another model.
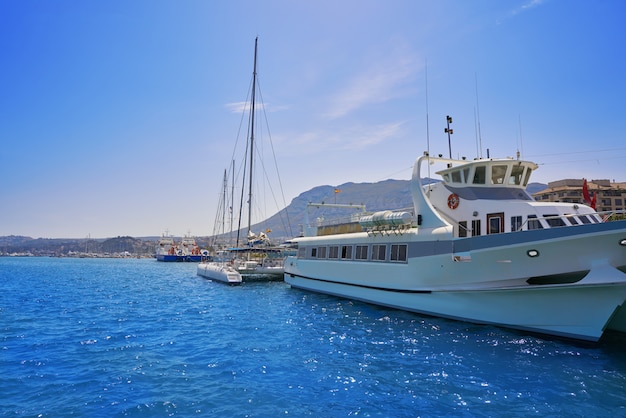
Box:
left=582, top=179, right=591, bottom=204
left=590, top=192, right=597, bottom=211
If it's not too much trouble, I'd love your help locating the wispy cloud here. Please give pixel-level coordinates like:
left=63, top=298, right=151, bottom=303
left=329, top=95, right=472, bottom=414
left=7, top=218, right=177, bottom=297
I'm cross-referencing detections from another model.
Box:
left=509, top=0, right=546, bottom=17
left=288, top=120, right=406, bottom=152
left=324, top=47, right=421, bottom=120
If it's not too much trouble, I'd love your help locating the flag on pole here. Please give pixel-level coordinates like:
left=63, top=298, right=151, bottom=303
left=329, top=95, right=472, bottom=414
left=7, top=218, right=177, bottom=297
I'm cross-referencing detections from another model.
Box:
left=582, top=179, right=591, bottom=204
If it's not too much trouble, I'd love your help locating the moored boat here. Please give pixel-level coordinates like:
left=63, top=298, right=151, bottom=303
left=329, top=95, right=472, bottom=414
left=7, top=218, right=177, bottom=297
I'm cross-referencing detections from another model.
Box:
left=197, top=254, right=242, bottom=285
left=155, top=235, right=178, bottom=262
left=179, top=235, right=203, bottom=262
left=284, top=153, right=626, bottom=342
left=198, top=36, right=290, bottom=282
left=156, top=233, right=204, bottom=262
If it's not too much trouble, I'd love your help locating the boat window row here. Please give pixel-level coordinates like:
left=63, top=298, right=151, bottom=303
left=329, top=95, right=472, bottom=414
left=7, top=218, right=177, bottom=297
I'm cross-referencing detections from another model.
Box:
left=456, top=213, right=601, bottom=236
left=298, top=243, right=408, bottom=263
left=442, top=163, right=532, bottom=187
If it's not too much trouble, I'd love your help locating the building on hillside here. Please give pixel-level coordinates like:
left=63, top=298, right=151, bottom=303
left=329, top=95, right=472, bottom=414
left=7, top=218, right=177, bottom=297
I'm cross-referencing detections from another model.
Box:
left=532, top=179, right=626, bottom=212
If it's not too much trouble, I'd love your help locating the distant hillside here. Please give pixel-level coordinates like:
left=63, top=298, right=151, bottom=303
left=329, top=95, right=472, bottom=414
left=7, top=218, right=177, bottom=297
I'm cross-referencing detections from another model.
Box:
left=0, top=235, right=154, bottom=257
left=250, top=179, right=413, bottom=240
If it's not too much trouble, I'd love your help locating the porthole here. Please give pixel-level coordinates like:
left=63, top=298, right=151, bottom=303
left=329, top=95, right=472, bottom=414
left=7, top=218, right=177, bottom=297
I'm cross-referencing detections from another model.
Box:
left=527, top=249, right=540, bottom=258
left=620, top=239, right=626, bottom=246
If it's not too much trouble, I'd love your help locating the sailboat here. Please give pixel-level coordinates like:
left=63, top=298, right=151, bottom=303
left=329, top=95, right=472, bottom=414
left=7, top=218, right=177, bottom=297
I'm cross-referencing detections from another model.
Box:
left=197, top=37, right=290, bottom=284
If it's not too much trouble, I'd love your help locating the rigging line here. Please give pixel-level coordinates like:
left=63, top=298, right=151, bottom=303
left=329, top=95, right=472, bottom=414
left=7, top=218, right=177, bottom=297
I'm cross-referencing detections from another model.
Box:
left=475, top=73, right=483, bottom=158
left=425, top=59, right=431, bottom=183
left=256, top=79, right=293, bottom=237
left=229, top=75, right=255, bottom=174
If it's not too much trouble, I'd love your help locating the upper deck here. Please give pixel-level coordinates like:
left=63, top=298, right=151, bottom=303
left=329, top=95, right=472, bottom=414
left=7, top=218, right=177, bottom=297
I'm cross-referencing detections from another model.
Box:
left=435, top=157, right=539, bottom=190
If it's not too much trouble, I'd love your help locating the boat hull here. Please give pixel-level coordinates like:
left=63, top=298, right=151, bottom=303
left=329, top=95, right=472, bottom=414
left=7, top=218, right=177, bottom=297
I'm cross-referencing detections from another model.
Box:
left=157, top=254, right=202, bottom=262
left=285, top=222, right=626, bottom=341
left=197, top=262, right=242, bottom=285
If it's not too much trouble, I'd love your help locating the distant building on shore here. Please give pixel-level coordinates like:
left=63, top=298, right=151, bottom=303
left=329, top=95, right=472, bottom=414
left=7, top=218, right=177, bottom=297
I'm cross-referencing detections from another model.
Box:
left=533, top=179, right=626, bottom=212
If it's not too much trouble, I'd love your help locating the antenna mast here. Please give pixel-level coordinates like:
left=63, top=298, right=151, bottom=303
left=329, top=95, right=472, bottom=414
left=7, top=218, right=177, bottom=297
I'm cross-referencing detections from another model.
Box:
left=475, top=73, right=483, bottom=158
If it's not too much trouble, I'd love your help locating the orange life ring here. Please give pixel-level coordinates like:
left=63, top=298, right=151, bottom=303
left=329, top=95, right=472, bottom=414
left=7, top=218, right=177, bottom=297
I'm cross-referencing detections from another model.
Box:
left=447, top=193, right=460, bottom=209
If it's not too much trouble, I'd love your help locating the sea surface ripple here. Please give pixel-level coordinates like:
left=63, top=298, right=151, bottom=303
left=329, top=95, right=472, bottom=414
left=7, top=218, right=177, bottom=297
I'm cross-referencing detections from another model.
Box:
left=1, top=257, right=625, bottom=417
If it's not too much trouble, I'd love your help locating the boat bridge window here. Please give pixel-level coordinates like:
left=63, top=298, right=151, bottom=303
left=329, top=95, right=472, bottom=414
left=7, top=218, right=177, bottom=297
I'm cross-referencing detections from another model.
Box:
left=451, top=170, right=462, bottom=183
left=491, top=165, right=508, bottom=185
left=317, top=246, right=327, bottom=259
left=578, top=215, right=591, bottom=224
left=328, top=245, right=339, bottom=259
left=528, top=215, right=544, bottom=230
left=341, top=245, right=353, bottom=259
left=473, top=166, right=486, bottom=184
left=523, top=169, right=532, bottom=186
left=355, top=245, right=368, bottom=260
left=372, top=244, right=386, bottom=261
left=509, top=165, right=525, bottom=185
left=390, top=244, right=407, bottom=262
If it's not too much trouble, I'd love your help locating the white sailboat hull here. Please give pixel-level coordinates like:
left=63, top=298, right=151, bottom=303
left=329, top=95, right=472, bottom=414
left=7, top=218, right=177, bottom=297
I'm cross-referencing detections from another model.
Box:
left=197, top=262, right=242, bottom=285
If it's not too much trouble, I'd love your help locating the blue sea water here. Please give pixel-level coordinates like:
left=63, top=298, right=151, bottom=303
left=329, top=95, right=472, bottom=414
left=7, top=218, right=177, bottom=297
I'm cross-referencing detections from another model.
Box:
left=1, top=257, right=624, bottom=417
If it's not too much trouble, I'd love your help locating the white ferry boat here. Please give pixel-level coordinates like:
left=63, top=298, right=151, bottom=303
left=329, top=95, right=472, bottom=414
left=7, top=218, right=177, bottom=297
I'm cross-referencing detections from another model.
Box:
left=284, top=153, right=626, bottom=342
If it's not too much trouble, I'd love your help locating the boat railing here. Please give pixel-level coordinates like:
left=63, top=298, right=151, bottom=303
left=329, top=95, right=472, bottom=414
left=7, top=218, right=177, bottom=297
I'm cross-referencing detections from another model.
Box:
left=306, top=207, right=416, bottom=229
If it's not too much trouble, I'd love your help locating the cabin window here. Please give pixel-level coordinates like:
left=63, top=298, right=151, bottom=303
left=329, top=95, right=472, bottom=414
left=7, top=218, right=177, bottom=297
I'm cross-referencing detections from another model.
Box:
left=565, top=215, right=579, bottom=225
left=577, top=215, right=591, bottom=224
left=298, top=247, right=306, bottom=258
left=511, top=216, right=523, bottom=232
left=472, top=166, right=486, bottom=184
left=459, top=221, right=468, bottom=237
left=341, top=245, right=353, bottom=260
left=509, top=165, right=525, bottom=185
left=462, top=168, right=470, bottom=183
left=310, top=247, right=317, bottom=258
left=442, top=173, right=450, bottom=182
left=471, top=220, right=481, bottom=236
left=355, top=245, right=368, bottom=260
left=487, top=213, right=504, bottom=234
left=328, top=245, right=339, bottom=259
left=544, top=214, right=566, bottom=228
left=528, top=215, right=543, bottom=230
left=317, top=246, right=327, bottom=259
left=451, top=170, right=462, bottom=183
left=390, top=244, right=407, bottom=262
left=522, top=169, right=532, bottom=186
left=372, top=244, right=387, bottom=261
left=491, top=165, right=508, bottom=185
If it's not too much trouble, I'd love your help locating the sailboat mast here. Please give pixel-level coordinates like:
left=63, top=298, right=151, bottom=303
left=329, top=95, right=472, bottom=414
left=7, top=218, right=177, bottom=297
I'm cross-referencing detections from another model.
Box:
left=221, top=168, right=227, bottom=238
left=247, top=36, right=258, bottom=237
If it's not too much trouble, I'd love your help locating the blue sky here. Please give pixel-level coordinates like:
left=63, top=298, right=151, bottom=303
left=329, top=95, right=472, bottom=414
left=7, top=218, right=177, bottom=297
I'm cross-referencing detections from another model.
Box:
left=1, top=0, right=625, bottom=238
